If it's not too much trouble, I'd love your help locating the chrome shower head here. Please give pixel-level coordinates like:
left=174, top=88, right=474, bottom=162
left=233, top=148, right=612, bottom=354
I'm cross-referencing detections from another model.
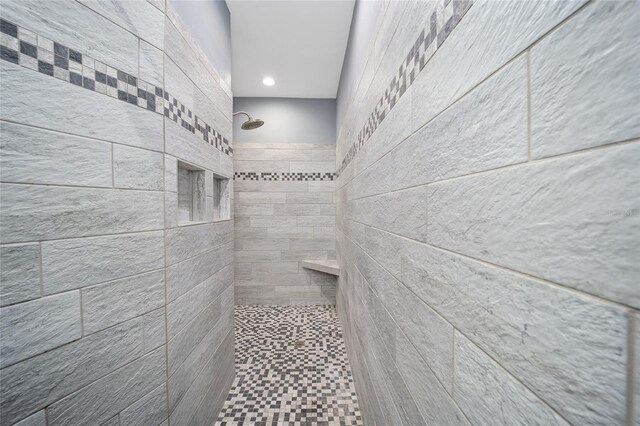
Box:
left=233, top=111, right=264, bottom=130
left=241, top=118, right=264, bottom=130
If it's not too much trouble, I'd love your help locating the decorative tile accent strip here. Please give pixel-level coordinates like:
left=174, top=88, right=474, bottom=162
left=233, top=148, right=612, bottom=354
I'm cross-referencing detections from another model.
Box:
left=216, top=305, right=362, bottom=426
left=234, top=172, right=335, bottom=181
left=0, top=18, right=232, bottom=156
left=337, top=0, right=473, bottom=177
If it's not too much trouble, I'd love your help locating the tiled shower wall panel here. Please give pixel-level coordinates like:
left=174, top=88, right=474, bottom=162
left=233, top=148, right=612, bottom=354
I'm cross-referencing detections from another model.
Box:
left=234, top=143, right=337, bottom=305
left=336, top=1, right=639, bottom=425
left=0, top=1, right=235, bottom=425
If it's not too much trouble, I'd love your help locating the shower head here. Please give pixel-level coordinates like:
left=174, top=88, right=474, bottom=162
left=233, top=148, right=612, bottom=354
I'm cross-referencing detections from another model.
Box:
left=241, top=118, right=265, bottom=130
left=233, top=111, right=264, bottom=130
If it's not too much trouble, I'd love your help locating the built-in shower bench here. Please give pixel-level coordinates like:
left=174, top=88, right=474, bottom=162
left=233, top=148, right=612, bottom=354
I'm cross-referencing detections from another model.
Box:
left=301, top=259, right=340, bottom=276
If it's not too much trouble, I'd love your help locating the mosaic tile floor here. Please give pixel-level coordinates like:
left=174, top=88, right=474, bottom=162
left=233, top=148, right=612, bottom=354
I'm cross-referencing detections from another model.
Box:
left=216, top=305, right=362, bottom=426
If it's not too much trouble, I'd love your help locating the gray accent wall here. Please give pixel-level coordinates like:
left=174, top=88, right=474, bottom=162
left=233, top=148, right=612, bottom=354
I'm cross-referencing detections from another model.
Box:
left=336, top=1, right=639, bottom=426
left=169, top=0, right=231, bottom=86
left=0, top=1, right=235, bottom=425
left=234, top=143, right=337, bottom=305
left=233, top=97, right=336, bottom=144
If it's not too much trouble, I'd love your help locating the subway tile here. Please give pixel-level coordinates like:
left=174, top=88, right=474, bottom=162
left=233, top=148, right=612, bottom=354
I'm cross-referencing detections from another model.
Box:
left=289, top=238, right=335, bottom=251
left=394, top=327, right=469, bottom=425
left=235, top=273, right=310, bottom=287
left=167, top=288, right=230, bottom=376
left=311, top=149, right=336, bottom=162
left=139, top=40, right=163, bottom=87
left=166, top=221, right=234, bottom=265
left=531, top=1, right=640, bottom=158
left=236, top=191, right=286, bottom=204
left=167, top=311, right=232, bottom=414
left=286, top=192, right=333, bottom=204
left=167, top=265, right=232, bottom=339
left=1, top=61, right=163, bottom=151
left=164, top=116, right=221, bottom=172
left=252, top=262, right=300, bottom=275
left=234, top=180, right=308, bottom=193
left=454, top=332, right=569, bottom=425
left=307, top=181, right=335, bottom=192
left=426, top=142, right=640, bottom=308
left=0, top=291, right=81, bottom=368
left=263, top=149, right=312, bottom=161
left=143, top=307, right=166, bottom=352
left=296, top=215, right=336, bottom=227
left=120, top=383, right=168, bottom=426
left=234, top=202, right=275, bottom=216
left=41, top=231, right=165, bottom=294
left=233, top=148, right=265, bottom=160
left=0, top=121, right=112, bottom=187
left=234, top=238, right=289, bottom=251
left=1, top=0, right=139, bottom=75
left=166, top=241, right=233, bottom=302
left=78, top=0, right=164, bottom=48
left=0, top=317, right=144, bottom=425
left=169, top=329, right=234, bottom=426
left=82, top=270, right=165, bottom=335
left=289, top=161, right=335, bottom=173
left=0, top=184, right=164, bottom=243
left=47, top=347, right=166, bottom=426
left=0, top=243, right=41, bottom=306
left=234, top=250, right=281, bottom=263
left=113, top=144, right=164, bottom=190
left=250, top=216, right=297, bottom=227
left=394, top=236, right=628, bottom=425
left=358, top=55, right=528, bottom=198
left=234, top=160, right=290, bottom=172
left=273, top=203, right=335, bottom=216
left=267, top=226, right=314, bottom=239
left=411, top=0, right=586, bottom=131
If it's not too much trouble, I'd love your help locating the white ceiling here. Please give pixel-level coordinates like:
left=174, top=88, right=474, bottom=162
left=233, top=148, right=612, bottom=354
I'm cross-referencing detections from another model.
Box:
left=227, top=0, right=355, bottom=98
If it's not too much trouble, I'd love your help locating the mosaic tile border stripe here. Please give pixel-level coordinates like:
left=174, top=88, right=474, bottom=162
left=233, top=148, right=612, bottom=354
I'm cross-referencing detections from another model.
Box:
left=0, top=18, right=232, bottom=156
left=234, top=172, right=335, bottom=182
left=337, top=0, right=473, bottom=177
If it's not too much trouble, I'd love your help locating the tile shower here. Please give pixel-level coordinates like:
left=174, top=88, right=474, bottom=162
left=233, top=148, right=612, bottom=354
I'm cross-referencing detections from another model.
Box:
left=0, top=0, right=234, bottom=424
left=0, top=1, right=638, bottom=426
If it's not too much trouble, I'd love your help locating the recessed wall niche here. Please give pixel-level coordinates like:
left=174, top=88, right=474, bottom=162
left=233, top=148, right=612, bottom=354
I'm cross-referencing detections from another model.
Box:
left=177, top=161, right=206, bottom=225
left=213, top=174, right=231, bottom=221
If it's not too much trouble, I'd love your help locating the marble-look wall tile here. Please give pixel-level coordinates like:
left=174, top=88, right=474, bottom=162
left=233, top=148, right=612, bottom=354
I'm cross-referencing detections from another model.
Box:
left=0, top=61, right=164, bottom=152
left=454, top=333, right=569, bottom=426
left=47, top=346, right=166, bottom=426
left=531, top=0, right=640, bottom=158
left=41, top=231, right=165, bottom=294
left=0, top=243, right=41, bottom=307
left=0, top=318, right=144, bottom=425
left=113, top=145, right=164, bottom=190
left=0, top=121, right=112, bottom=187
left=0, top=184, right=164, bottom=243
left=0, top=291, right=81, bottom=368
left=0, top=0, right=140, bottom=74
left=78, top=0, right=164, bottom=49
left=82, top=270, right=165, bottom=335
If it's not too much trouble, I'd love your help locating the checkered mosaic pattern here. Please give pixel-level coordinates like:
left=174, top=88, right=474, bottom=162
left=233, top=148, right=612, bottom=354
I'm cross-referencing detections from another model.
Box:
left=216, top=305, right=362, bottom=426
left=337, top=0, right=474, bottom=177
left=0, top=18, right=232, bottom=156
left=234, top=172, right=335, bottom=182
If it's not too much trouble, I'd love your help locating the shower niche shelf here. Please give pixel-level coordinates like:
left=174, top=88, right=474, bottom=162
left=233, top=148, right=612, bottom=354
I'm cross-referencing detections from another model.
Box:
left=301, top=260, right=340, bottom=276
left=177, top=161, right=206, bottom=225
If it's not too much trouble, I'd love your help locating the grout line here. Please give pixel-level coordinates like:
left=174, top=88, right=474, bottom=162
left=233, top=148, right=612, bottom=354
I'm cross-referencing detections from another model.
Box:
left=349, top=217, right=639, bottom=312
left=37, top=242, right=44, bottom=297
left=526, top=48, right=533, bottom=161
left=341, top=136, right=640, bottom=203
left=627, top=312, right=636, bottom=426
left=341, top=230, right=575, bottom=425
left=336, top=0, right=595, bottom=190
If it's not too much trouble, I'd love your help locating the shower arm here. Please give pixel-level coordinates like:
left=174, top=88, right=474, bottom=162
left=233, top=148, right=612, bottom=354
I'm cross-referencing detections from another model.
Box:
left=233, top=111, right=252, bottom=120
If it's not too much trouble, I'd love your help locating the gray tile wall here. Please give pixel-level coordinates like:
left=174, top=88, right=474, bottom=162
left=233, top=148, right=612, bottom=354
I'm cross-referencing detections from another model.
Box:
left=234, top=143, right=337, bottom=305
left=336, top=1, right=639, bottom=425
left=0, top=1, right=234, bottom=425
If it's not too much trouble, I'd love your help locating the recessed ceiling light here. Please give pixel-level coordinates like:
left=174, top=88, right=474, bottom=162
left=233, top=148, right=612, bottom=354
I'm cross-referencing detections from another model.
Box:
left=262, top=77, right=275, bottom=86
